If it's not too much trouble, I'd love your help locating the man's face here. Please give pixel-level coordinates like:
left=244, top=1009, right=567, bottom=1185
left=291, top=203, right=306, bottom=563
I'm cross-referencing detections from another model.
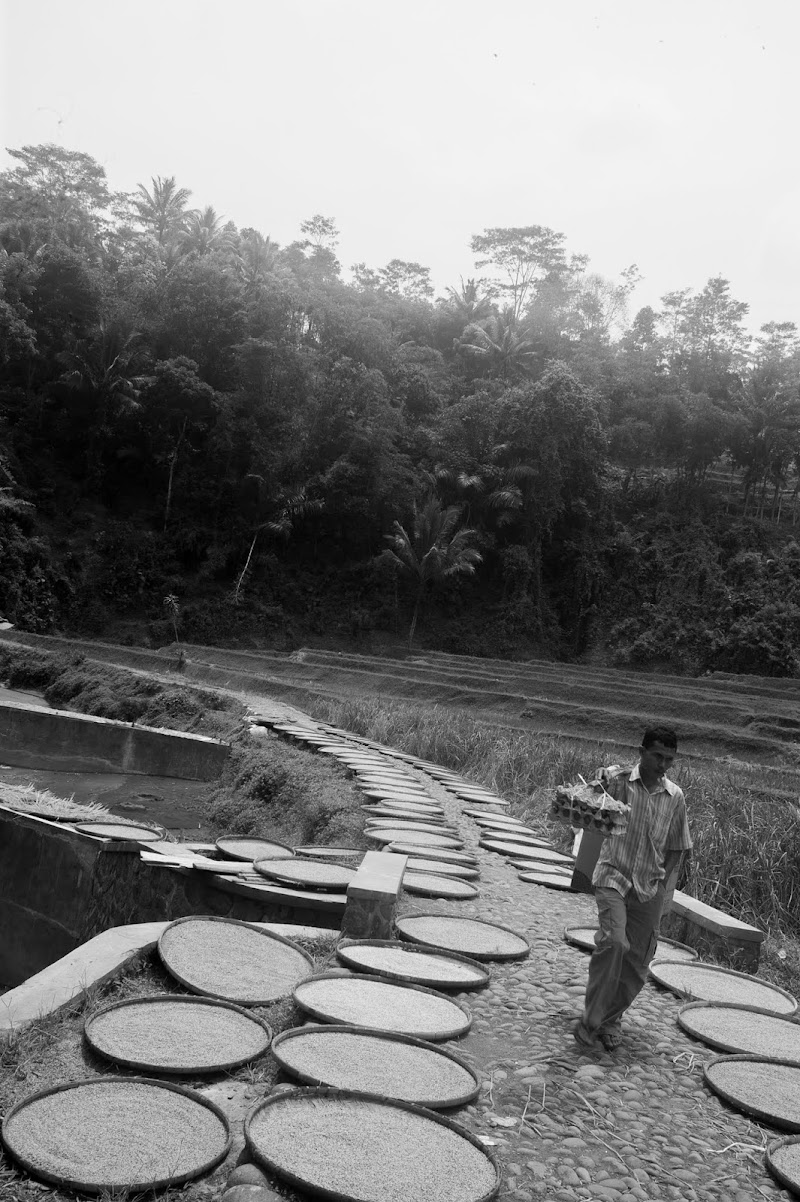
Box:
left=639, top=741, right=676, bottom=779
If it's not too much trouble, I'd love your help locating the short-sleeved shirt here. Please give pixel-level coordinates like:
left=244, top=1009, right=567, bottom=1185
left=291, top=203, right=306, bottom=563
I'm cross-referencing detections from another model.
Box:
left=592, top=764, right=692, bottom=902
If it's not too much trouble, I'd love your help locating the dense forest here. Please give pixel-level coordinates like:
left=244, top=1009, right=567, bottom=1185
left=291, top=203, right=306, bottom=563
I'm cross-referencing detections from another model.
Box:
left=2, top=144, right=800, bottom=674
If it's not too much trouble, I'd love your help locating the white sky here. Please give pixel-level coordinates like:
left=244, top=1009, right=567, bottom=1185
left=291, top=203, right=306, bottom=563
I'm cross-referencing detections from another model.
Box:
left=1, top=0, right=798, bottom=331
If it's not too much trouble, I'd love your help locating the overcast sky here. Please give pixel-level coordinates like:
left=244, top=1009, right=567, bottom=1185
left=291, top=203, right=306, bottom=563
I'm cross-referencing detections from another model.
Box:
left=2, top=0, right=798, bottom=332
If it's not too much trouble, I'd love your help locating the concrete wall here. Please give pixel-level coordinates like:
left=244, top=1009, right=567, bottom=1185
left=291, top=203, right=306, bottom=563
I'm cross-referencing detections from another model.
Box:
left=0, top=808, right=338, bottom=987
left=0, top=700, right=229, bottom=780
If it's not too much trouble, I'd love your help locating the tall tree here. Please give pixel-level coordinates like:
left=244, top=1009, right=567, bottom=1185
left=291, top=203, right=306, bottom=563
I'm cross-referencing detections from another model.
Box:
left=470, top=225, right=568, bottom=322
left=381, top=494, right=482, bottom=648
left=133, top=176, right=193, bottom=246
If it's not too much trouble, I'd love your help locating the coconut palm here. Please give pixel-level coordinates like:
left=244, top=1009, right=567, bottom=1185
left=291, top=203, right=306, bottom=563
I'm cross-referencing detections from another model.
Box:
left=458, top=308, right=536, bottom=381
left=382, top=494, right=482, bottom=648
left=181, top=206, right=235, bottom=257
left=133, top=176, right=193, bottom=246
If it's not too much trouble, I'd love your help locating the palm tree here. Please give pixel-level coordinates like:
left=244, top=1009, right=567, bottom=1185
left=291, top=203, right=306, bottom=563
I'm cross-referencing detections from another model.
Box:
left=235, top=229, right=280, bottom=292
left=458, top=308, right=536, bottom=381
left=133, top=176, right=193, bottom=245
left=381, top=495, right=482, bottom=648
left=442, top=278, right=494, bottom=329
left=181, top=206, right=234, bottom=256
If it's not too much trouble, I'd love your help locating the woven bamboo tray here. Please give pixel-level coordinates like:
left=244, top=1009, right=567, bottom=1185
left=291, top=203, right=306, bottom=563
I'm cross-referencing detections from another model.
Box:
left=253, top=859, right=356, bottom=891
left=75, top=821, right=162, bottom=841
left=84, top=994, right=272, bottom=1073
left=678, top=1001, right=800, bottom=1061
left=387, top=843, right=478, bottom=865
left=244, top=1087, right=500, bottom=1202
left=336, top=939, right=490, bottom=990
left=271, top=1025, right=480, bottom=1109
left=649, top=959, right=798, bottom=1015
left=766, top=1135, right=800, bottom=1195
left=293, top=973, right=472, bottom=1040
left=518, top=870, right=574, bottom=890
left=404, top=857, right=480, bottom=879
left=294, top=846, right=363, bottom=861
left=215, top=836, right=294, bottom=861
left=158, top=916, right=313, bottom=1005
left=395, top=913, right=530, bottom=962
left=366, top=829, right=464, bottom=849
left=704, top=1055, right=800, bottom=1130
left=0, top=1076, right=231, bottom=1193
left=402, top=871, right=479, bottom=900
left=565, top=925, right=697, bottom=961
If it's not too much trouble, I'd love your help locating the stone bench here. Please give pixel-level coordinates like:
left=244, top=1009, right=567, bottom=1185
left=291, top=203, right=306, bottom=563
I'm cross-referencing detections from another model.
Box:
left=662, top=889, right=765, bottom=971
left=341, top=850, right=407, bottom=940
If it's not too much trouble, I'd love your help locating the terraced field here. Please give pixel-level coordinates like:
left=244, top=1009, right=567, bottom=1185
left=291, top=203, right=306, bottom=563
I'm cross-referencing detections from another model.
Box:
left=3, top=630, right=799, bottom=775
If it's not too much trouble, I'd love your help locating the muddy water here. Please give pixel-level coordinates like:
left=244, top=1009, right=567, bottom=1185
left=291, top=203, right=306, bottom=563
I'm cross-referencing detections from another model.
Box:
left=0, top=685, right=217, bottom=837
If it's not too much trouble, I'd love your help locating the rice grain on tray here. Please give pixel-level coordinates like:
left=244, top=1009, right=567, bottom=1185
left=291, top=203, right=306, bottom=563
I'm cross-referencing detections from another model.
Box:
left=397, top=915, right=529, bottom=959
left=275, top=1029, right=477, bottom=1104
left=680, top=1005, right=800, bottom=1060
left=338, top=944, right=486, bottom=986
left=86, top=998, right=270, bottom=1071
left=159, top=919, right=311, bottom=1003
left=3, top=1080, right=228, bottom=1190
left=706, top=1059, right=800, bottom=1128
left=294, top=976, right=469, bottom=1036
left=649, top=961, right=798, bottom=1014
left=247, top=1094, right=497, bottom=1202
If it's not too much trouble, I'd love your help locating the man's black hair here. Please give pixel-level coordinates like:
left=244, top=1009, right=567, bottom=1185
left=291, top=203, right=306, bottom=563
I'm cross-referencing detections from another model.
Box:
left=642, top=726, right=678, bottom=751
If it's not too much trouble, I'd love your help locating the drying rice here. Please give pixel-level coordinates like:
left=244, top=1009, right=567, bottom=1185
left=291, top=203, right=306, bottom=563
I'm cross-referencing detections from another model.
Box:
left=396, top=915, right=529, bottom=961
left=404, top=858, right=479, bottom=878
left=247, top=1093, right=497, bottom=1202
left=254, top=859, right=355, bottom=888
left=336, top=944, right=487, bottom=987
left=75, top=821, right=161, bottom=841
left=518, top=871, right=572, bottom=889
left=85, top=997, right=270, bottom=1071
left=768, top=1141, right=800, bottom=1190
left=403, top=872, right=478, bottom=899
left=482, top=838, right=571, bottom=861
left=706, top=1059, right=800, bottom=1128
left=294, top=976, right=470, bottom=1037
left=273, top=1029, right=478, bottom=1105
left=366, top=829, right=463, bottom=848
left=159, top=919, right=311, bottom=1003
left=679, top=1004, right=800, bottom=1059
left=389, top=844, right=477, bottom=864
left=649, top=962, right=798, bottom=1014
left=2, top=1079, right=229, bottom=1190
left=215, top=837, right=293, bottom=861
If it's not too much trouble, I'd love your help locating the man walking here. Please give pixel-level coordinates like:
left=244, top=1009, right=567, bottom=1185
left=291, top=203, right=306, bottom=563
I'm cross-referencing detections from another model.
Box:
left=574, top=726, right=692, bottom=1052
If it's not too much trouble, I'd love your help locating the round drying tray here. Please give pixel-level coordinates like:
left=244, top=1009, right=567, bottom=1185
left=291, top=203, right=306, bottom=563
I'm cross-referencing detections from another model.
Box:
left=271, top=1025, right=480, bottom=1108
left=335, top=939, right=490, bottom=991
left=254, top=859, right=356, bottom=891
left=158, top=916, right=313, bottom=1005
left=649, top=960, right=798, bottom=1015
left=462, top=808, right=522, bottom=821
left=481, top=838, right=572, bottom=861
left=362, top=788, right=434, bottom=803
left=678, top=1001, right=800, bottom=1061
left=84, top=994, right=272, bottom=1073
left=404, top=857, right=479, bottom=879
left=366, top=818, right=454, bottom=834
left=518, top=870, right=574, bottom=890
left=362, top=807, right=446, bottom=823
left=402, top=871, right=479, bottom=900
left=294, top=846, right=363, bottom=860
left=388, top=843, right=478, bottom=865
left=514, top=859, right=572, bottom=876
left=366, top=829, right=463, bottom=849
left=704, top=1055, right=800, bottom=1131
left=293, top=973, right=472, bottom=1041
left=245, top=1086, right=500, bottom=1202
left=565, top=926, right=698, bottom=961
left=0, top=1076, right=231, bottom=1194
left=767, top=1136, right=800, bottom=1195
left=396, top=913, right=530, bottom=962
left=215, top=836, right=294, bottom=861
left=75, top=822, right=162, bottom=842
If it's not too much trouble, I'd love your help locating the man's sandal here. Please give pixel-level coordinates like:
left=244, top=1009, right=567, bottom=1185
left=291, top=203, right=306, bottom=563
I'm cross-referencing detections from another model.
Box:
left=573, top=1020, right=600, bottom=1050
left=599, top=1029, right=623, bottom=1051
